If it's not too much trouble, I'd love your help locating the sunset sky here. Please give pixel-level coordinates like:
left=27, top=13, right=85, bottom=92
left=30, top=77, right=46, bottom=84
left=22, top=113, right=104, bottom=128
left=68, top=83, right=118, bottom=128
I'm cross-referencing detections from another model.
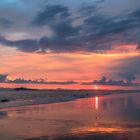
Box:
left=0, top=0, right=140, bottom=89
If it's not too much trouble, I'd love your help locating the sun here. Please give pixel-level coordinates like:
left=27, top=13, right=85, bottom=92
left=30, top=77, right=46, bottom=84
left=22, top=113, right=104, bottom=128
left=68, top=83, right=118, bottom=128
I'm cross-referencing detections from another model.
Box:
left=94, top=85, right=99, bottom=90
left=7, top=76, right=14, bottom=81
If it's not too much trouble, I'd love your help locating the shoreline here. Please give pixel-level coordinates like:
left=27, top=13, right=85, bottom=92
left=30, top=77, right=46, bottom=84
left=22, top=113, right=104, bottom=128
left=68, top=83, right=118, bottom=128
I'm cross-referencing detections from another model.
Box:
left=0, top=89, right=139, bottom=110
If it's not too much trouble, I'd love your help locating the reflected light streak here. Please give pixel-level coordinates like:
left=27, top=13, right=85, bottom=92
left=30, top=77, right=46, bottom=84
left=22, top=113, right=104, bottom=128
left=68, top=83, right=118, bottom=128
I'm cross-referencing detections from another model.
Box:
left=95, top=96, right=99, bottom=110
left=72, top=126, right=124, bottom=134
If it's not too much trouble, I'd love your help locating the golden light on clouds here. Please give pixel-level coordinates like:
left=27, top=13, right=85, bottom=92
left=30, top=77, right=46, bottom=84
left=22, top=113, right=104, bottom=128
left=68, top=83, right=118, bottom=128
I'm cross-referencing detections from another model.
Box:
left=0, top=45, right=140, bottom=83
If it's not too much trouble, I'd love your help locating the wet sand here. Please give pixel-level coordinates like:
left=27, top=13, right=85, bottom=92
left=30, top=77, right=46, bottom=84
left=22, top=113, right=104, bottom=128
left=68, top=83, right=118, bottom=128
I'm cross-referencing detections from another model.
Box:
left=0, top=89, right=139, bottom=109
left=0, top=91, right=140, bottom=140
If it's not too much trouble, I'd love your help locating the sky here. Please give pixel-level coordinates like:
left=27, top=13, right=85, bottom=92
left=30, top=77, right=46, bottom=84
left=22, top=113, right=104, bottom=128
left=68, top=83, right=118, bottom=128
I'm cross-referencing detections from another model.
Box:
left=0, top=0, right=140, bottom=89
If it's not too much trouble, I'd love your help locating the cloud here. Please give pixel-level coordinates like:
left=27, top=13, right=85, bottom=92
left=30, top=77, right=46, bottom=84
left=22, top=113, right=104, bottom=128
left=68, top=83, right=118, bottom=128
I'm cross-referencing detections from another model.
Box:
left=8, top=78, right=77, bottom=85
left=0, top=74, right=8, bottom=82
left=42, top=81, right=77, bottom=85
left=81, top=76, right=138, bottom=86
left=0, top=36, right=39, bottom=52
left=0, top=3, right=140, bottom=53
left=0, top=73, right=139, bottom=86
left=0, top=18, right=13, bottom=28
left=117, top=56, right=140, bottom=81
left=0, top=74, right=77, bottom=85
left=32, top=5, right=71, bottom=27
left=79, top=0, right=105, bottom=16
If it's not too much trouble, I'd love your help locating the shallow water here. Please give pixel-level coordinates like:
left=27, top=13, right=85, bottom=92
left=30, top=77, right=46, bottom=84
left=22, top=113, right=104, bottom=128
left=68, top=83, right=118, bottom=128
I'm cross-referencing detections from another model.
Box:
left=0, top=92, right=140, bottom=140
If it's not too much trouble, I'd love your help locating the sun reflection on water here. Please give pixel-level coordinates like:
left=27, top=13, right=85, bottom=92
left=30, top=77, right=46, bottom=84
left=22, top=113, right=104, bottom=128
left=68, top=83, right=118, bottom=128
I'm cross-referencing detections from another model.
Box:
left=72, top=126, right=124, bottom=135
left=95, top=96, right=99, bottom=110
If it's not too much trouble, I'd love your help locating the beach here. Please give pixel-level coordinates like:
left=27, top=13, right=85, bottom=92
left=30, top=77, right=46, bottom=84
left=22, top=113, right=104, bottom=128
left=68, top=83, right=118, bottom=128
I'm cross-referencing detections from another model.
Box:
left=0, top=90, right=139, bottom=140
left=0, top=88, right=139, bottom=109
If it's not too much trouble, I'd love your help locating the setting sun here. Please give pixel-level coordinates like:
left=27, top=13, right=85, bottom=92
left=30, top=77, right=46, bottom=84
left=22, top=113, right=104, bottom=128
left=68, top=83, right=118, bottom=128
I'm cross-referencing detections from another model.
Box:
left=94, top=86, right=99, bottom=90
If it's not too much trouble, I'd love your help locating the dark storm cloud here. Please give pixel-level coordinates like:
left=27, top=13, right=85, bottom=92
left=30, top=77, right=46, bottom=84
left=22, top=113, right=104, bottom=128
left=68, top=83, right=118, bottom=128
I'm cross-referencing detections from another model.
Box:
left=0, top=36, right=39, bottom=52
left=81, top=76, right=138, bottom=86
left=31, top=4, right=80, bottom=52
left=1, top=2, right=140, bottom=53
left=0, top=18, right=13, bottom=28
left=32, top=5, right=71, bottom=27
left=79, top=0, right=105, bottom=16
left=78, top=7, right=140, bottom=51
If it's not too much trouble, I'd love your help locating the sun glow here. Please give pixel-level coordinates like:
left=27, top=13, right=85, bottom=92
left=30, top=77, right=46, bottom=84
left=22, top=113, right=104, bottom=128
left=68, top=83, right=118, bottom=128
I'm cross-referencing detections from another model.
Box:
left=94, top=86, right=99, bottom=90
left=7, top=76, right=14, bottom=81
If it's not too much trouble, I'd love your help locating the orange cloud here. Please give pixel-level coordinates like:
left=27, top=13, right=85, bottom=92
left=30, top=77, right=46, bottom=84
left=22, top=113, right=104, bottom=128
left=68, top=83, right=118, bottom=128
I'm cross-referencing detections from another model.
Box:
left=0, top=45, right=139, bottom=83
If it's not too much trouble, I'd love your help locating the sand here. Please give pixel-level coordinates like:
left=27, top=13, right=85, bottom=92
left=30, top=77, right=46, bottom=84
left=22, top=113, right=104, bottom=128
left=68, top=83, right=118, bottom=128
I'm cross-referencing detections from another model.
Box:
left=0, top=88, right=139, bottom=109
